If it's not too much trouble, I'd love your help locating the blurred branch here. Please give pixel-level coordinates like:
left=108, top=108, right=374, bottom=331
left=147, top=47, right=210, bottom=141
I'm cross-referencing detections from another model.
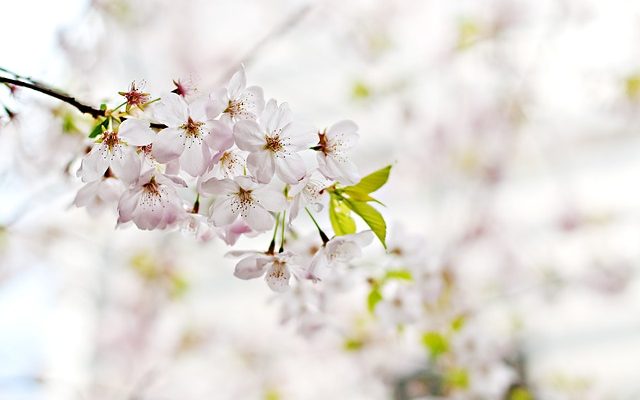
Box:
left=0, top=72, right=104, bottom=118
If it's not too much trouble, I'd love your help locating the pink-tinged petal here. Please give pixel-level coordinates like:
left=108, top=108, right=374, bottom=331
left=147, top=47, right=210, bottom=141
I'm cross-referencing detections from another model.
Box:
left=233, top=120, right=264, bottom=151
left=117, top=188, right=142, bottom=224
left=74, top=180, right=101, bottom=207
left=275, top=153, right=306, bottom=184
left=201, top=178, right=237, bottom=196
left=247, top=150, right=275, bottom=183
left=152, top=128, right=185, bottom=163
left=265, top=262, right=291, bottom=292
left=118, top=119, right=156, bottom=146
left=160, top=173, right=188, bottom=188
left=97, top=178, right=124, bottom=203
left=234, top=256, right=267, bottom=280
left=187, top=95, right=210, bottom=122
left=325, top=155, right=360, bottom=185
left=79, top=143, right=111, bottom=182
left=244, top=205, right=274, bottom=232
left=228, top=67, right=247, bottom=99
left=253, top=187, right=286, bottom=212
left=283, top=122, right=317, bottom=151
left=235, top=175, right=259, bottom=191
left=165, top=158, right=181, bottom=175
left=153, top=93, right=189, bottom=127
left=180, top=140, right=209, bottom=176
left=206, top=89, right=227, bottom=119
left=265, top=101, right=293, bottom=133
left=241, top=86, right=265, bottom=116
left=205, top=120, right=234, bottom=150
left=211, top=197, right=238, bottom=226
left=110, top=147, right=141, bottom=185
left=327, top=120, right=358, bottom=138
left=306, top=249, right=328, bottom=282
left=221, top=220, right=253, bottom=246
left=225, top=250, right=262, bottom=258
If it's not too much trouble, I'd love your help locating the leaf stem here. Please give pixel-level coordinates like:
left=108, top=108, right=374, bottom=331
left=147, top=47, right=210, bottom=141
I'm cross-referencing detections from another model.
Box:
left=279, top=211, right=286, bottom=253
left=267, top=212, right=280, bottom=254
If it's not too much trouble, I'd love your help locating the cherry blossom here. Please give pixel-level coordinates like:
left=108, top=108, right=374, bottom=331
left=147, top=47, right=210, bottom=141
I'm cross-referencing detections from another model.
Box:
left=315, top=120, right=360, bottom=184
left=73, top=176, right=124, bottom=216
left=201, top=175, right=286, bottom=231
left=287, top=171, right=329, bottom=223
left=229, top=250, right=304, bottom=292
left=117, top=170, right=186, bottom=230
left=234, top=99, right=315, bottom=184
left=208, top=66, right=265, bottom=122
left=306, top=230, right=374, bottom=281
left=151, top=93, right=232, bottom=176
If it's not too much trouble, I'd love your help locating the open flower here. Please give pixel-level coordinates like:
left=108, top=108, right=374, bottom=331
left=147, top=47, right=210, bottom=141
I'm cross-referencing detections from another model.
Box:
left=228, top=250, right=304, bottom=292
left=73, top=176, right=124, bottom=216
left=151, top=93, right=233, bottom=176
left=117, top=170, right=186, bottom=230
left=77, top=119, right=155, bottom=184
left=315, top=120, right=360, bottom=184
left=208, top=66, right=264, bottom=121
left=234, top=99, right=315, bottom=184
left=201, top=175, right=286, bottom=232
left=306, top=230, right=374, bottom=281
left=288, top=172, right=329, bottom=223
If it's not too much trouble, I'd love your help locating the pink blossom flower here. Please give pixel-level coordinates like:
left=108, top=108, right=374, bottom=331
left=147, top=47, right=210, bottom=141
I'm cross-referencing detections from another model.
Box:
left=117, top=170, right=186, bottom=230
left=228, top=250, right=304, bottom=292
left=73, top=176, right=124, bottom=216
left=201, top=175, right=286, bottom=232
left=208, top=66, right=264, bottom=122
left=315, top=120, right=360, bottom=184
left=288, top=172, right=329, bottom=223
left=234, top=99, right=315, bottom=184
left=151, top=93, right=233, bottom=176
left=306, top=231, right=374, bottom=281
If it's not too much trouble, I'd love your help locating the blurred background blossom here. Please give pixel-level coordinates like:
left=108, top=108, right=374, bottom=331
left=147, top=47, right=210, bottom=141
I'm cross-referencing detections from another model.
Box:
left=3, top=0, right=640, bottom=399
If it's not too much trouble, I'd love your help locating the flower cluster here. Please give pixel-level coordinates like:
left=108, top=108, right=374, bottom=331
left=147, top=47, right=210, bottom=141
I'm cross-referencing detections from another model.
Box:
left=74, top=67, right=387, bottom=291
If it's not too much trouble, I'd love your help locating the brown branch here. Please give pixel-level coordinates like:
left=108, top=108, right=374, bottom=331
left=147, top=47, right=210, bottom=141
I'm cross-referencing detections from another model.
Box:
left=0, top=75, right=104, bottom=118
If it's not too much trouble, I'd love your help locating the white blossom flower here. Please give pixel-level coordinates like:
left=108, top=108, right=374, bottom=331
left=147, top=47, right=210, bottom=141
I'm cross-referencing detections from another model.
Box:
left=208, top=148, right=246, bottom=179
left=77, top=119, right=155, bottom=183
left=306, top=231, right=374, bottom=281
left=208, top=66, right=264, bottom=121
left=228, top=250, right=304, bottom=292
left=73, top=176, right=124, bottom=216
left=315, top=120, right=360, bottom=184
left=201, top=175, right=285, bottom=232
left=234, top=99, right=315, bottom=184
left=117, top=170, right=187, bottom=230
left=151, top=93, right=232, bottom=176
left=288, top=172, right=329, bottom=223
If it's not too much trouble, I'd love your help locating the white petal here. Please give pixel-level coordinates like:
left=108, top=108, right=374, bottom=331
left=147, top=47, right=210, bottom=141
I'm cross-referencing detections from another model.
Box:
left=233, top=120, right=264, bottom=151
left=282, top=122, right=317, bottom=151
left=205, top=120, right=234, bottom=150
left=180, top=140, right=209, bottom=176
left=275, top=153, right=306, bottom=184
left=206, top=89, right=227, bottom=119
left=153, top=93, right=189, bottom=127
left=110, top=147, right=141, bottom=185
left=74, top=180, right=101, bottom=207
left=78, top=143, right=110, bottom=183
left=201, top=178, right=238, bottom=196
left=211, top=197, right=238, bottom=226
left=235, top=175, right=259, bottom=191
left=244, top=205, right=274, bottom=232
left=241, top=86, right=265, bottom=117
left=253, top=187, right=286, bottom=212
left=353, top=230, right=375, bottom=247
left=151, top=128, right=185, bottom=163
left=228, top=67, right=247, bottom=99
left=327, top=120, right=358, bottom=138
left=118, top=119, right=156, bottom=146
left=265, top=262, right=291, bottom=292
left=247, top=150, right=275, bottom=183
left=234, top=256, right=267, bottom=280
left=265, top=101, right=292, bottom=133
left=117, top=189, right=142, bottom=224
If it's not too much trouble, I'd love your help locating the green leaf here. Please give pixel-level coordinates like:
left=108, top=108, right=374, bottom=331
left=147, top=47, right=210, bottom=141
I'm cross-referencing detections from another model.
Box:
left=341, top=188, right=384, bottom=205
left=329, top=194, right=356, bottom=236
left=445, top=368, right=469, bottom=389
left=383, top=269, right=413, bottom=282
left=343, top=338, right=365, bottom=351
left=367, top=286, right=383, bottom=313
left=343, top=165, right=392, bottom=194
left=89, top=118, right=108, bottom=138
left=509, top=388, right=534, bottom=400
left=343, top=198, right=387, bottom=248
left=422, top=331, right=449, bottom=358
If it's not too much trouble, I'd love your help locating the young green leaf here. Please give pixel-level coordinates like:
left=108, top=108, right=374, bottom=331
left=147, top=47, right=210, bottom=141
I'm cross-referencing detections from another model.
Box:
left=329, top=195, right=356, bottom=236
left=367, top=286, right=383, bottom=313
left=422, top=331, right=449, bottom=359
left=343, top=165, right=392, bottom=194
left=88, top=118, right=108, bottom=138
left=343, top=198, right=387, bottom=248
